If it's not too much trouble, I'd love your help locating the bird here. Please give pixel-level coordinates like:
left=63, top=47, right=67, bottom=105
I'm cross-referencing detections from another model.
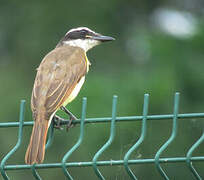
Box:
left=25, top=27, right=115, bottom=165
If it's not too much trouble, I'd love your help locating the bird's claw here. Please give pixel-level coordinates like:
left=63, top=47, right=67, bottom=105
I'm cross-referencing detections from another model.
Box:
left=53, top=107, right=77, bottom=131
left=53, top=115, right=65, bottom=130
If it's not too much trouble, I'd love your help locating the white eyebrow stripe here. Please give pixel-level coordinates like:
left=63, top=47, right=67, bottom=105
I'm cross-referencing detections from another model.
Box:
left=65, top=27, right=95, bottom=36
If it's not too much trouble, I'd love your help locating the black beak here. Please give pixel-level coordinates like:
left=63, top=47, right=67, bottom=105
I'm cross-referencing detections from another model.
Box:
left=91, top=35, right=115, bottom=42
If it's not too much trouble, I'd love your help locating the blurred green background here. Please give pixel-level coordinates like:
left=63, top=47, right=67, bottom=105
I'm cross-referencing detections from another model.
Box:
left=0, top=0, right=204, bottom=179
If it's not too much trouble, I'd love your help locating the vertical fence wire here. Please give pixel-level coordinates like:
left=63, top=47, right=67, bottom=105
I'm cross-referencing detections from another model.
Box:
left=31, top=164, right=41, bottom=180
left=186, top=131, right=204, bottom=180
left=0, top=100, right=26, bottom=180
left=123, top=94, right=149, bottom=180
left=0, top=94, right=204, bottom=179
left=154, top=92, right=180, bottom=180
left=92, top=95, right=118, bottom=180
left=61, top=97, right=87, bottom=179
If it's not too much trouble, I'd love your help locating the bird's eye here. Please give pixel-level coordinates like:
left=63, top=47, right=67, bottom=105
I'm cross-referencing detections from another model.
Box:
left=80, top=30, right=87, bottom=34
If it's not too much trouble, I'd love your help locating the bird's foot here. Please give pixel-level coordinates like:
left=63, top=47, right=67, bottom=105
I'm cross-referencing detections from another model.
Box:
left=60, top=106, right=77, bottom=131
left=53, top=115, right=66, bottom=130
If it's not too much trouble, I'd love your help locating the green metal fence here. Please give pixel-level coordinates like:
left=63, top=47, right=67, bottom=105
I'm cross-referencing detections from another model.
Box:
left=0, top=93, right=203, bottom=179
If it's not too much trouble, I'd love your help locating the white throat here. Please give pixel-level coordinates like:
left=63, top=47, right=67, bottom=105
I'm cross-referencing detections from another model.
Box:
left=64, top=39, right=100, bottom=52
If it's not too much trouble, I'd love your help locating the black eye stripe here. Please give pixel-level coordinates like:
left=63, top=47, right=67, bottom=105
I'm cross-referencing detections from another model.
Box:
left=65, top=30, right=87, bottom=40
left=80, top=29, right=88, bottom=33
left=64, top=29, right=96, bottom=41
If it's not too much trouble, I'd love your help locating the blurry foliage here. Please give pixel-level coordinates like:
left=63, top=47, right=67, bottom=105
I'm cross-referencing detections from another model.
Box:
left=0, top=0, right=204, bottom=179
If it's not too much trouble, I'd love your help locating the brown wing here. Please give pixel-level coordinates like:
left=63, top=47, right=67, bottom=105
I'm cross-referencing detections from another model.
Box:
left=31, top=45, right=87, bottom=120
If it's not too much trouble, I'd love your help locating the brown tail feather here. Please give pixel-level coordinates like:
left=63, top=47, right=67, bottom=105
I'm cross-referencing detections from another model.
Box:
left=25, top=116, right=49, bottom=165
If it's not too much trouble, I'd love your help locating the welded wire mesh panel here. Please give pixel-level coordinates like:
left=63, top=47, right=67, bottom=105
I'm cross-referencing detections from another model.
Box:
left=0, top=93, right=204, bottom=180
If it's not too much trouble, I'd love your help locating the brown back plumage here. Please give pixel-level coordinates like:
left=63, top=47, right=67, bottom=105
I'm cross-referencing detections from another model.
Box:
left=25, top=45, right=87, bottom=164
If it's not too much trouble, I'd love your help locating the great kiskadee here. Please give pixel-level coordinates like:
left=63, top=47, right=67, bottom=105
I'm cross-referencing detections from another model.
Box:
left=25, top=27, right=114, bottom=165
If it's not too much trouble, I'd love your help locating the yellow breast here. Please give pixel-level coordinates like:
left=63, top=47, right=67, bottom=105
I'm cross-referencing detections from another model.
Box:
left=85, top=54, right=91, bottom=72
left=62, top=53, right=90, bottom=107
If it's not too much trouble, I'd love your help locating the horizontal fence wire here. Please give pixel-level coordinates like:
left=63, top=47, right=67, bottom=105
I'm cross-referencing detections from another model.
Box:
left=0, top=93, right=204, bottom=180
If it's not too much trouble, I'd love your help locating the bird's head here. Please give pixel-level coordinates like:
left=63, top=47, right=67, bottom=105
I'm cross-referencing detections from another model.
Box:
left=57, top=27, right=115, bottom=52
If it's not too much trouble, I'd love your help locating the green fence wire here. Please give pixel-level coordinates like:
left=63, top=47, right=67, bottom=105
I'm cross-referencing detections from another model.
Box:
left=0, top=93, right=204, bottom=180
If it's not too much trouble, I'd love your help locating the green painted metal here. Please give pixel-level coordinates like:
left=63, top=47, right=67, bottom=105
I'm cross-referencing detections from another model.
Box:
left=61, top=97, right=87, bottom=179
left=2, top=113, right=204, bottom=128
left=0, top=100, right=26, bottom=180
left=0, top=93, right=204, bottom=179
left=31, top=164, right=41, bottom=180
left=92, top=95, right=118, bottom=180
left=154, top=92, right=180, bottom=180
left=124, top=94, right=149, bottom=180
left=2, top=156, right=204, bottom=170
left=186, top=131, right=204, bottom=180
